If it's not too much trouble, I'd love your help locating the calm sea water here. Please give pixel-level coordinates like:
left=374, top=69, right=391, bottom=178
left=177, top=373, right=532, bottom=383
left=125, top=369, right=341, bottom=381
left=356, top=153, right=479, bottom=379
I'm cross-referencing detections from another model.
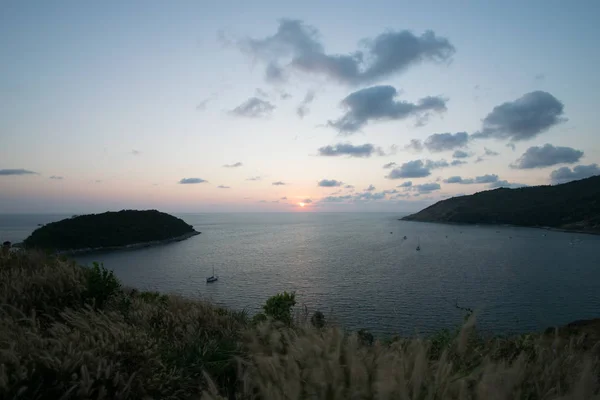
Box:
left=2, top=212, right=599, bottom=336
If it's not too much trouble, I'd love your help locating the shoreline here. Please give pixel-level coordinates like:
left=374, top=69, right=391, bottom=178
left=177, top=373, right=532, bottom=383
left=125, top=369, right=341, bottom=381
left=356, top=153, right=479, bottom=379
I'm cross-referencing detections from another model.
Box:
left=14, top=230, right=202, bottom=255
left=399, top=218, right=600, bottom=236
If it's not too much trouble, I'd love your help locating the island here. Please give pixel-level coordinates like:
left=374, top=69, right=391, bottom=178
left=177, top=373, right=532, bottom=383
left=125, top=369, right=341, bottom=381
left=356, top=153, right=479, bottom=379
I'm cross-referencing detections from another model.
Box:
left=23, top=209, right=200, bottom=253
left=401, top=175, right=600, bottom=234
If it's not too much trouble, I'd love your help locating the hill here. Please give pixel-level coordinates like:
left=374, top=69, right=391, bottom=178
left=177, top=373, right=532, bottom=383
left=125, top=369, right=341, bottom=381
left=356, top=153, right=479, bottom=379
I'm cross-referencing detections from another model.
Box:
left=23, top=209, right=199, bottom=252
left=402, top=175, right=600, bottom=233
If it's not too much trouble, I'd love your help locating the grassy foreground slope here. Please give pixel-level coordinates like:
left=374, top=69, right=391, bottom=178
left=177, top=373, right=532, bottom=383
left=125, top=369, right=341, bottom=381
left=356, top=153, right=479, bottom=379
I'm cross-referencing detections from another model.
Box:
left=402, top=175, right=600, bottom=233
left=23, top=210, right=199, bottom=252
left=1, top=250, right=599, bottom=399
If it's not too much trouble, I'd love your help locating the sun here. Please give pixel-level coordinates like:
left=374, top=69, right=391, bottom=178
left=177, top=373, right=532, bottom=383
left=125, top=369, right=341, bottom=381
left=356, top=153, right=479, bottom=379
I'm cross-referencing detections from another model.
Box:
left=298, top=202, right=305, bottom=207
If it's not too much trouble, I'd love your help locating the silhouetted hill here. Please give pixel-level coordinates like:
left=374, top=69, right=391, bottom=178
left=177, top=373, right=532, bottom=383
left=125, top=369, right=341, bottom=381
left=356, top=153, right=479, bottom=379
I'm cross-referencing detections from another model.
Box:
left=24, top=210, right=199, bottom=252
left=402, top=175, right=600, bottom=233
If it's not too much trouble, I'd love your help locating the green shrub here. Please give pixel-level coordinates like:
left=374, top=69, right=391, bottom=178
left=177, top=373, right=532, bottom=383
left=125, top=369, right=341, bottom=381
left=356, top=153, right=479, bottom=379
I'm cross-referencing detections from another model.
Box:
left=84, top=262, right=120, bottom=309
left=262, top=291, right=296, bottom=324
left=310, top=310, right=326, bottom=328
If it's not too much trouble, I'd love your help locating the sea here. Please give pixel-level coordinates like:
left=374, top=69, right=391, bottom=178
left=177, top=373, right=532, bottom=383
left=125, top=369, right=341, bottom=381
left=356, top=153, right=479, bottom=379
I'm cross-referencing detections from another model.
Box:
left=2, top=212, right=599, bottom=337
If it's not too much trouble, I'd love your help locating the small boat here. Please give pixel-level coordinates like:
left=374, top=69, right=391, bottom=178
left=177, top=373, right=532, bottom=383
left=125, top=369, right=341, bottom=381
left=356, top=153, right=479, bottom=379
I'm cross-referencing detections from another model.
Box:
left=416, top=237, right=421, bottom=251
left=206, top=267, right=218, bottom=283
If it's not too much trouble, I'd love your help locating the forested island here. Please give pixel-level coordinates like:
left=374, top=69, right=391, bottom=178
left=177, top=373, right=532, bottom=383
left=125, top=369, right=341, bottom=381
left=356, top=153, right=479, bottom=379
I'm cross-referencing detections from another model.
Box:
left=402, top=175, right=600, bottom=234
left=23, top=209, right=199, bottom=253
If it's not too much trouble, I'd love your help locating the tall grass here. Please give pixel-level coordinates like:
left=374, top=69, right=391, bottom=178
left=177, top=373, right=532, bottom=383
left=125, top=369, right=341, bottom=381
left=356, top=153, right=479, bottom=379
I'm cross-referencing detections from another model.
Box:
left=1, top=250, right=598, bottom=399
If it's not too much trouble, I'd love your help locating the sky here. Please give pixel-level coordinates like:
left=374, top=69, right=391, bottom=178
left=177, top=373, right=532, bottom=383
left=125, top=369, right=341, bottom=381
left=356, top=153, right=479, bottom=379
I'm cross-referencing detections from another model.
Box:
left=1, top=0, right=599, bottom=213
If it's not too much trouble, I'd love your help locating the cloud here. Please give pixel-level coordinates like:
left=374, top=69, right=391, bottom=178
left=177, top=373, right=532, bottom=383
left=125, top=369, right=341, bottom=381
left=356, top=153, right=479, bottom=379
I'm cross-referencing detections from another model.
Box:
left=344, top=184, right=354, bottom=189
left=549, top=164, right=600, bottom=184
left=488, top=180, right=528, bottom=189
left=318, top=179, right=343, bottom=187
left=265, top=62, right=287, bottom=83
left=280, top=196, right=287, bottom=200
left=423, top=132, right=469, bottom=152
left=239, top=19, right=455, bottom=86
left=223, top=162, right=243, bottom=168
left=230, top=97, right=275, bottom=118
left=511, top=144, right=583, bottom=169
left=49, top=176, right=64, bottom=180
left=397, top=181, right=412, bottom=188
left=451, top=160, right=467, bottom=166
left=364, top=184, right=376, bottom=191
left=246, top=176, right=262, bottom=181
left=258, top=200, right=268, bottom=203
left=474, top=156, right=485, bottom=163
left=484, top=147, right=499, bottom=156
left=279, top=91, right=292, bottom=100
left=131, top=149, right=141, bottom=155
left=534, top=73, right=545, bottom=81
left=272, top=181, right=286, bottom=185
left=196, top=97, right=213, bottom=111
left=327, top=86, right=447, bottom=133
left=321, top=195, right=353, bottom=202
left=414, top=182, right=441, bottom=193
left=386, top=159, right=447, bottom=179
left=317, top=142, right=384, bottom=158
left=383, top=162, right=397, bottom=169
left=255, top=88, right=269, bottom=98
left=179, top=178, right=208, bottom=184
left=473, top=91, right=566, bottom=141
left=296, top=90, right=315, bottom=118
left=387, top=160, right=430, bottom=179
left=0, top=168, right=37, bottom=176
left=302, top=198, right=313, bottom=204
left=443, top=174, right=499, bottom=184
left=404, top=139, right=424, bottom=153
left=506, top=143, right=516, bottom=151
left=217, top=185, right=231, bottom=189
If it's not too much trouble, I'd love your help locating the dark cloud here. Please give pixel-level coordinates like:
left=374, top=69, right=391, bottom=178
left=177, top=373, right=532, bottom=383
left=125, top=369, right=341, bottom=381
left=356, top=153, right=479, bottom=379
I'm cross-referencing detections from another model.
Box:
left=382, top=189, right=398, bottom=194
left=246, top=176, right=262, bottom=181
left=265, top=62, right=287, bottom=83
left=473, top=91, right=566, bottom=141
left=240, top=19, right=455, bottom=86
left=327, top=86, right=447, bottom=134
left=387, top=160, right=430, bottom=179
left=272, top=181, right=286, bottom=185
left=511, top=144, right=583, bottom=169
left=414, top=182, right=441, bottom=193
left=488, top=180, right=528, bottom=189
left=444, top=174, right=499, bottom=184
left=451, top=160, right=467, bottom=166
left=217, top=185, right=231, bottom=189
left=423, top=132, right=469, bottom=152
left=506, top=143, right=516, bottom=151
left=255, top=88, right=269, bottom=98
left=404, top=139, right=424, bottom=153
left=317, top=142, right=381, bottom=158
left=318, top=179, right=343, bottom=187
left=383, top=162, right=397, bottom=169
left=179, top=178, right=208, bottom=184
left=0, top=168, right=37, bottom=176
left=223, top=162, right=243, bottom=168
left=49, top=176, right=63, bottom=180
left=386, top=159, right=447, bottom=179
left=230, top=97, right=275, bottom=118
left=321, top=195, right=353, bottom=202
left=303, top=198, right=313, bottom=204
left=484, top=147, right=499, bottom=156
left=397, top=181, right=412, bottom=188
left=364, top=184, right=376, bottom=191
left=296, top=90, right=315, bottom=118
left=550, top=164, right=600, bottom=184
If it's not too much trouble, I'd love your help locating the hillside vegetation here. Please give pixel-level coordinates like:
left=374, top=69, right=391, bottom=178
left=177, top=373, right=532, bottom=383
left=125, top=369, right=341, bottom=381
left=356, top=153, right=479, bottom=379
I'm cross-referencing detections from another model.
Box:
left=23, top=210, right=198, bottom=251
left=402, top=175, right=600, bottom=233
left=1, top=250, right=599, bottom=399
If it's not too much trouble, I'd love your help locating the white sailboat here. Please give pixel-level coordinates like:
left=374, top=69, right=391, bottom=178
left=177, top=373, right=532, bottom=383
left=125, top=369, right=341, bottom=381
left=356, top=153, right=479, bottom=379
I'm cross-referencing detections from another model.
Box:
left=206, top=267, right=218, bottom=283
